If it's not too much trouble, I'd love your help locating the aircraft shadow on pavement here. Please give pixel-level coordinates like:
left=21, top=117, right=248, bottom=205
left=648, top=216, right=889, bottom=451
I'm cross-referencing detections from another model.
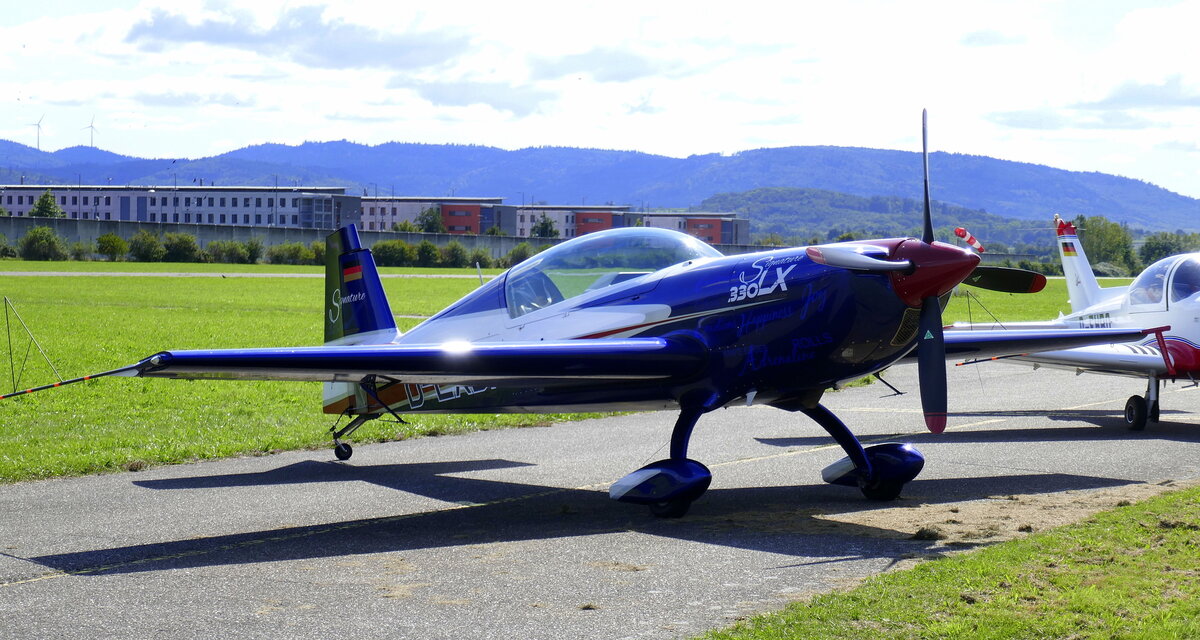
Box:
left=29, top=460, right=1145, bottom=578
left=756, top=412, right=1200, bottom=449
left=133, top=459, right=539, bottom=504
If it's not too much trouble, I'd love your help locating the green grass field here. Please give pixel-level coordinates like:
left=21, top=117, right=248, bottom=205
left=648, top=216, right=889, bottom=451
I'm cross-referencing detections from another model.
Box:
left=0, top=267, right=581, bottom=482
left=943, top=278, right=1131, bottom=326
left=704, top=485, right=1200, bottom=640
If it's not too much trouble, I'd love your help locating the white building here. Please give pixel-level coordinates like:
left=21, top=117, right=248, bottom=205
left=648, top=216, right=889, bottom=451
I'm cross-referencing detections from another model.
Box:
left=1, top=185, right=354, bottom=229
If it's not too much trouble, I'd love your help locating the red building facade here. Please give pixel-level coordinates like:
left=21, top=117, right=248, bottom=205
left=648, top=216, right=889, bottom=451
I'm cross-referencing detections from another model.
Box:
left=441, top=203, right=481, bottom=233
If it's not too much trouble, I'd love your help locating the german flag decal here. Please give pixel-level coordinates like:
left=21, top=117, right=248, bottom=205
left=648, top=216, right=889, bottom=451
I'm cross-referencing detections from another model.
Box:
left=343, top=264, right=363, bottom=281
left=1061, top=241, right=1078, bottom=257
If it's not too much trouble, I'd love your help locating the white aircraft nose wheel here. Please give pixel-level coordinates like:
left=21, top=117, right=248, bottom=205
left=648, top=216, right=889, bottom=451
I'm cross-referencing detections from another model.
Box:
left=334, top=442, right=354, bottom=460
left=1125, top=395, right=1148, bottom=431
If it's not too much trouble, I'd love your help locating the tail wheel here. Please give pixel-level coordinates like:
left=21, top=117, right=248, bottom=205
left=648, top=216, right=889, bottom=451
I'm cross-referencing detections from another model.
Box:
left=1124, top=395, right=1148, bottom=431
left=334, top=442, right=354, bottom=460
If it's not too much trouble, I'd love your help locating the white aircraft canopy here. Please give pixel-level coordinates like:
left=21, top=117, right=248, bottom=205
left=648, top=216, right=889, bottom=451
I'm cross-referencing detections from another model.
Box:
left=1128, top=254, right=1200, bottom=307
left=1169, top=256, right=1200, bottom=303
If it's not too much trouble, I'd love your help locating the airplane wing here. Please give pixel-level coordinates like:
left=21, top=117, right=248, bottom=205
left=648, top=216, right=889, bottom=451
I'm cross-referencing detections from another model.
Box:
left=936, top=327, right=1151, bottom=361
left=1, top=337, right=709, bottom=398
left=1006, top=343, right=1170, bottom=377
left=936, top=325, right=1173, bottom=378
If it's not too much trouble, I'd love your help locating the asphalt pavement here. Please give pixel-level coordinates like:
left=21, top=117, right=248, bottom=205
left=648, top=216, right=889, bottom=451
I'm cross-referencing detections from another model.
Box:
left=2, top=363, right=1199, bottom=639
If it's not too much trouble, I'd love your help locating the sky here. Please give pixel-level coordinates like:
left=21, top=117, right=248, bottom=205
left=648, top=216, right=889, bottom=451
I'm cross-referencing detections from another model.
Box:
left=3, top=0, right=1199, bottom=198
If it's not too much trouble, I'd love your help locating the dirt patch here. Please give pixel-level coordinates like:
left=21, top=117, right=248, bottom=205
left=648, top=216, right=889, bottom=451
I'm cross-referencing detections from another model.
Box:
left=698, top=477, right=1200, bottom=565
left=823, top=478, right=1198, bottom=549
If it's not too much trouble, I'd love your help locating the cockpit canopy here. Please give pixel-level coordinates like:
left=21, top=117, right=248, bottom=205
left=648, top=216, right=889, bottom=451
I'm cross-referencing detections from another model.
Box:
left=1128, top=254, right=1200, bottom=307
left=504, top=227, right=723, bottom=318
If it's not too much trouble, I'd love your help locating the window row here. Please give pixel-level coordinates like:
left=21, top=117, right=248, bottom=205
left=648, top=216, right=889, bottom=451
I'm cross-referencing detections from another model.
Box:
left=144, top=213, right=302, bottom=225
left=147, top=196, right=302, bottom=208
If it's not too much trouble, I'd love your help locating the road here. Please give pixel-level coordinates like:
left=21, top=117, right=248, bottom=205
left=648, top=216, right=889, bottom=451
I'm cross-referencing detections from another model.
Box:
left=2, top=363, right=1198, bottom=639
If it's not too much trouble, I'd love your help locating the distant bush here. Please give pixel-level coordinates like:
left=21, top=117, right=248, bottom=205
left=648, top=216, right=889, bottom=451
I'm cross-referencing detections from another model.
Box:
left=245, top=237, right=264, bottom=264
left=372, top=239, right=417, bottom=267
left=19, top=227, right=69, bottom=261
left=310, top=240, right=325, bottom=265
left=467, top=247, right=493, bottom=269
left=416, top=240, right=439, bottom=267
left=163, top=233, right=204, bottom=262
left=266, top=242, right=316, bottom=265
left=439, top=241, right=469, bottom=268
left=206, top=240, right=251, bottom=264
left=128, top=229, right=166, bottom=262
left=69, top=241, right=94, bottom=261
left=0, top=234, right=17, bottom=258
left=1018, top=259, right=1063, bottom=276
left=1090, top=261, right=1129, bottom=278
left=504, top=242, right=534, bottom=268
left=96, top=233, right=128, bottom=261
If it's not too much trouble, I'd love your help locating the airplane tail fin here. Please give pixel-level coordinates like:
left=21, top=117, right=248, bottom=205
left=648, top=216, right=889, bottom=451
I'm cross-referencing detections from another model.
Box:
left=323, top=224, right=399, bottom=414
left=1054, top=215, right=1102, bottom=312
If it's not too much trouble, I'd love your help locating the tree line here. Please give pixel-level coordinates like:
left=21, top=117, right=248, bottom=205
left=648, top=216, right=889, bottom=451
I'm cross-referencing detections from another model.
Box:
left=0, top=226, right=551, bottom=269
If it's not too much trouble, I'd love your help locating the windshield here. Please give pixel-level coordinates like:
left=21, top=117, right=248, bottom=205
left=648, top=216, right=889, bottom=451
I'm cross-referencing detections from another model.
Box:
left=1128, top=258, right=1173, bottom=306
left=504, top=227, right=722, bottom=318
left=1171, top=256, right=1200, bottom=303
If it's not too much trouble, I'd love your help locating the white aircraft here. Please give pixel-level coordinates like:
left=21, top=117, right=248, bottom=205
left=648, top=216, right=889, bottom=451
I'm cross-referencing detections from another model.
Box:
left=949, top=215, right=1196, bottom=430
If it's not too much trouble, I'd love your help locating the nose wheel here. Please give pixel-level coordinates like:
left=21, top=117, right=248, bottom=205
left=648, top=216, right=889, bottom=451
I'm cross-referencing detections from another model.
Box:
left=1125, top=395, right=1147, bottom=430
left=334, top=442, right=354, bottom=460
left=610, top=405, right=712, bottom=518
left=1125, top=377, right=1161, bottom=431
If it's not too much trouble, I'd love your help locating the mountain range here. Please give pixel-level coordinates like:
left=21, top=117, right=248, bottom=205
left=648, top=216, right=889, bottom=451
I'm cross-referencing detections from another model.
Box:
left=2, top=139, right=1196, bottom=232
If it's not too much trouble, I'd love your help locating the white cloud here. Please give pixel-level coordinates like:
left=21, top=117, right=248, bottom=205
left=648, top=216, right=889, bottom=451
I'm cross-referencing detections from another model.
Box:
left=1, top=0, right=1199, bottom=197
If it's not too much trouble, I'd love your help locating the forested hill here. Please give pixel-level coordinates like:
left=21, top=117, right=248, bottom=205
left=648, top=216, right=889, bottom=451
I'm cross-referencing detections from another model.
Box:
left=2, top=139, right=1197, bottom=231
left=699, top=187, right=1056, bottom=249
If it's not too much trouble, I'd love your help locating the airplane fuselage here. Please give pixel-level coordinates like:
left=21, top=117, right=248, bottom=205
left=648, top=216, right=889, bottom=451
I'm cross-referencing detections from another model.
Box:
left=371, top=241, right=929, bottom=414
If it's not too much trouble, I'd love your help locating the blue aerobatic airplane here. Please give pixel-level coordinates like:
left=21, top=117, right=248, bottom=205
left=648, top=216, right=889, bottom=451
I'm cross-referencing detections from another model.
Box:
left=3, top=113, right=1149, bottom=517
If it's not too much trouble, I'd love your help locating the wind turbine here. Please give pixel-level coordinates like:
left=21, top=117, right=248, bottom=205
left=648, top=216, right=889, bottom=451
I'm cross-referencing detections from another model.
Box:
left=31, top=114, right=45, bottom=151
left=83, top=115, right=98, bottom=148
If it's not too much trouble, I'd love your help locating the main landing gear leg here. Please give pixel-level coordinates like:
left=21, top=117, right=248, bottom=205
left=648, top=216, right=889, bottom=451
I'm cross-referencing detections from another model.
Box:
left=1125, top=375, right=1159, bottom=431
left=330, top=414, right=373, bottom=460
left=609, top=405, right=713, bottom=518
left=800, top=403, right=924, bottom=501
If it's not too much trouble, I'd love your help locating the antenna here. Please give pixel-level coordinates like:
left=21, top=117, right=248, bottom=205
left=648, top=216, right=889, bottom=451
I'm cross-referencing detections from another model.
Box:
left=83, top=115, right=98, bottom=148
left=30, top=114, right=45, bottom=151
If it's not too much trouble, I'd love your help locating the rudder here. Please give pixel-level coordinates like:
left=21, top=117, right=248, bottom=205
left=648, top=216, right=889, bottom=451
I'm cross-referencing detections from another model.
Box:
left=323, top=224, right=399, bottom=415
left=324, top=224, right=398, bottom=345
left=1054, top=214, right=1101, bottom=312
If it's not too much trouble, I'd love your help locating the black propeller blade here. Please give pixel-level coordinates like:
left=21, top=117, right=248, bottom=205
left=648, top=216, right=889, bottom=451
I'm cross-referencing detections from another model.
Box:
left=916, top=295, right=947, bottom=433
left=916, top=108, right=948, bottom=433
left=963, top=265, right=1047, bottom=294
